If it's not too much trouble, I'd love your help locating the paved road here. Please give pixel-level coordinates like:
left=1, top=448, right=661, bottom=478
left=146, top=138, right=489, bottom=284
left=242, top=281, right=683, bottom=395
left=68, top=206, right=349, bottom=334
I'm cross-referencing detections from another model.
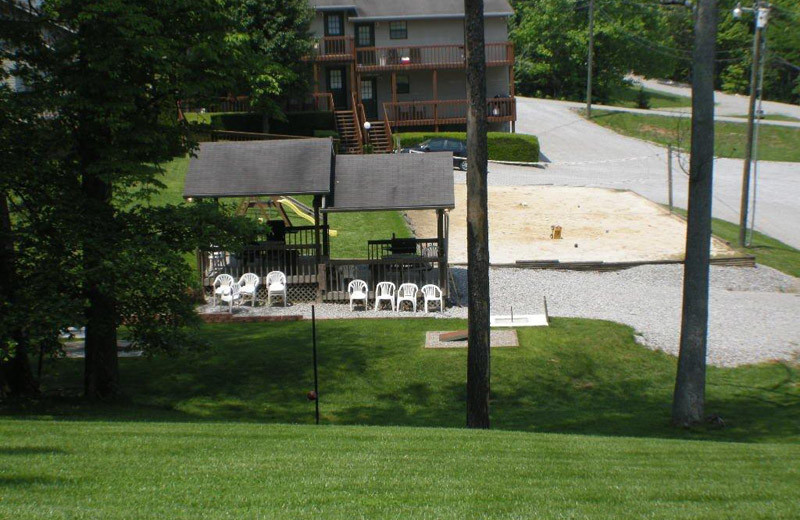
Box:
left=457, top=96, right=800, bottom=248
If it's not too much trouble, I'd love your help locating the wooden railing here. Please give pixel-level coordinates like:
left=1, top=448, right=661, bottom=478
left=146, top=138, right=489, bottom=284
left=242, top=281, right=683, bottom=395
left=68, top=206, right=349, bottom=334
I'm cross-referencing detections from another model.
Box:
left=356, top=42, right=513, bottom=71
left=350, top=92, right=363, bottom=148
left=322, top=258, right=442, bottom=303
left=307, top=36, right=355, bottom=61
left=211, top=131, right=310, bottom=142
left=287, top=92, right=336, bottom=112
left=383, top=97, right=516, bottom=127
left=179, top=96, right=252, bottom=114
left=367, top=238, right=440, bottom=260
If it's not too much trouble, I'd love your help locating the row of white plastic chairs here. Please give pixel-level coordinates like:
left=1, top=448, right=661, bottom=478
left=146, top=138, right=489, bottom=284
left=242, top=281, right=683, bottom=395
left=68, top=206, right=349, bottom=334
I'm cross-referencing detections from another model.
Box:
left=212, top=272, right=287, bottom=313
left=348, top=280, right=443, bottom=313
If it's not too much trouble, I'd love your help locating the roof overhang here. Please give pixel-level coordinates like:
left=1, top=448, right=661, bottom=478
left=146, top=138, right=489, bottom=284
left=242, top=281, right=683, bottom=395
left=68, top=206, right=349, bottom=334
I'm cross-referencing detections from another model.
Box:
left=349, top=12, right=512, bottom=22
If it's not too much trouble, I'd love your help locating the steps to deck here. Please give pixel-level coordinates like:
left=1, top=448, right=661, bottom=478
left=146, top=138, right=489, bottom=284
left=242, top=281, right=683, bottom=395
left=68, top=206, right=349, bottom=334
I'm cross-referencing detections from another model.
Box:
left=334, top=110, right=363, bottom=154
left=366, top=121, right=393, bottom=153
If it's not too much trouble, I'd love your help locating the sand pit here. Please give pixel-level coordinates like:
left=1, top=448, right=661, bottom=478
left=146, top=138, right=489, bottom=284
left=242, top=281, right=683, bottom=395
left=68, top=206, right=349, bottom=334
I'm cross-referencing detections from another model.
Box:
left=407, top=185, right=737, bottom=264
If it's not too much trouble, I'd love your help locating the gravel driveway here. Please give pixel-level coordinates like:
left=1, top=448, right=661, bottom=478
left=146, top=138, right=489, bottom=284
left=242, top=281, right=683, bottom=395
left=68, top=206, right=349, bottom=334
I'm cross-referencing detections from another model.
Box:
left=200, top=265, right=799, bottom=367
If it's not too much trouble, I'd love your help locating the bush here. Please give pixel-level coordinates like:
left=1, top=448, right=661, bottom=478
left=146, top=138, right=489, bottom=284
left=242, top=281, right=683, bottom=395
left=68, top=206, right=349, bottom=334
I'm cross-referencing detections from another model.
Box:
left=313, top=129, right=339, bottom=139
left=269, top=111, right=335, bottom=137
left=395, top=132, right=540, bottom=162
left=209, top=113, right=264, bottom=133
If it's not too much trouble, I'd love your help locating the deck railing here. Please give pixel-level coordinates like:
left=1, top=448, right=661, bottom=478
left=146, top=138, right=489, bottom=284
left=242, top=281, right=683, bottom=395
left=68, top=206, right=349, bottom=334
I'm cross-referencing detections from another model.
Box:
left=322, top=258, right=442, bottom=303
left=308, top=36, right=355, bottom=61
left=179, top=96, right=252, bottom=114
left=383, top=97, right=515, bottom=127
left=367, top=238, right=440, bottom=260
left=287, top=92, right=336, bottom=112
left=355, top=42, right=513, bottom=71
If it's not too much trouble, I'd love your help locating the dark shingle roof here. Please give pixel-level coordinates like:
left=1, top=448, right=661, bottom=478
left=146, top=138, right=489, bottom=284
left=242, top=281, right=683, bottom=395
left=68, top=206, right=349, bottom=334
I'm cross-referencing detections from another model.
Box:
left=309, top=0, right=513, bottom=19
left=183, top=139, right=333, bottom=198
left=326, top=152, right=454, bottom=212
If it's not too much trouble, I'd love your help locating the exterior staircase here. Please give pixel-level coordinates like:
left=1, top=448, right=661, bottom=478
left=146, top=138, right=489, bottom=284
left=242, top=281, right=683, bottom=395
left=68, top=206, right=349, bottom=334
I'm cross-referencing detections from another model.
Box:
left=334, top=110, right=363, bottom=154
left=365, top=119, right=393, bottom=153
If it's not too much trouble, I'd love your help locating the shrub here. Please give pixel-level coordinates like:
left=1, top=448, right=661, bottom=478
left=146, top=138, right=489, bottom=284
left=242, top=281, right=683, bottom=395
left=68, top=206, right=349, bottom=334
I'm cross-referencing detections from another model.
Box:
left=394, top=132, right=540, bottom=162
left=269, top=111, right=335, bottom=136
left=209, top=113, right=264, bottom=133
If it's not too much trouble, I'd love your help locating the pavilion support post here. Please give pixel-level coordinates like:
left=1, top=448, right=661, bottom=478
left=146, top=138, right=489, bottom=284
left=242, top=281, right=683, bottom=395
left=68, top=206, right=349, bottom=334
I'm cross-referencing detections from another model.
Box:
left=509, top=65, right=516, bottom=133
left=313, top=196, right=322, bottom=266
left=322, top=211, right=330, bottom=258
left=433, top=70, right=439, bottom=132
left=437, top=209, right=447, bottom=297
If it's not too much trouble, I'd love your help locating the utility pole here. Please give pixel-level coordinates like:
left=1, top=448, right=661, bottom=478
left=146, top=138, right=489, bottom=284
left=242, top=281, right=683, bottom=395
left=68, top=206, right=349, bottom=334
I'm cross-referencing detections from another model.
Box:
left=586, top=0, right=595, bottom=118
left=737, top=2, right=769, bottom=247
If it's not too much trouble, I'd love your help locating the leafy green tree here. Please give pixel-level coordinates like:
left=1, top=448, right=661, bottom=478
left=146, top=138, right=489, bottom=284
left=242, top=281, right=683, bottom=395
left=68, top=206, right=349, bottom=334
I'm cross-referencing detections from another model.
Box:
left=1, top=0, right=260, bottom=399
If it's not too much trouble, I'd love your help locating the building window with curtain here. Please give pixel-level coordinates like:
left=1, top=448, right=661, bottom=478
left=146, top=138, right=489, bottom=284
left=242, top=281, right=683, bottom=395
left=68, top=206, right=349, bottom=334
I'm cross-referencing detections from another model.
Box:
left=389, top=21, right=407, bottom=39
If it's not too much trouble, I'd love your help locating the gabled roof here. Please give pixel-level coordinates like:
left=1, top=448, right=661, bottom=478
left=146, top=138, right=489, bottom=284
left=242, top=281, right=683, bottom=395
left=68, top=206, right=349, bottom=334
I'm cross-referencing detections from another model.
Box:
left=309, top=0, right=513, bottom=20
left=183, top=139, right=333, bottom=198
left=326, top=152, right=454, bottom=212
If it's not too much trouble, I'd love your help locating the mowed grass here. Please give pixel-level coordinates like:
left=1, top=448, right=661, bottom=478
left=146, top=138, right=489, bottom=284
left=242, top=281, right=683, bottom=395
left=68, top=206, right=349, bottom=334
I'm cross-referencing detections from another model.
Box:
left=17, top=319, right=800, bottom=443
left=145, top=155, right=410, bottom=258
left=605, top=84, right=693, bottom=110
left=1, top=420, right=799, bottom=520
left=730, top=113, right=800, bottom=122
left=587, top=109, right=800, bottom=162
left=672, top=208, right=800, bottom=278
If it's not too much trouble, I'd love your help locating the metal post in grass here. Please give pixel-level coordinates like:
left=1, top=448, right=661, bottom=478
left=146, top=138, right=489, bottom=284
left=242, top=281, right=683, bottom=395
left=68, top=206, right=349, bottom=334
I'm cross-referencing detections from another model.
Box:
left=311, top=305, right=320, bottom=425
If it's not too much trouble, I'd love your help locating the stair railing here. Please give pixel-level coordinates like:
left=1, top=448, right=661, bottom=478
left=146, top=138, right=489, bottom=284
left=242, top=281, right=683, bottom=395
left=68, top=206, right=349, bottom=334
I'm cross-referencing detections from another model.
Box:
left=350, top=92, right=364, bottom=152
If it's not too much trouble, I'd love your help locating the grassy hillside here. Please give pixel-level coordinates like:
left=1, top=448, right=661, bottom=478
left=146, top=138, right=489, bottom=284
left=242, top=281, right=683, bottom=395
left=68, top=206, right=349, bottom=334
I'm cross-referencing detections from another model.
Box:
left=587, top=109, right=800, bottom=162
left=1, top=419, right=798, bottom=519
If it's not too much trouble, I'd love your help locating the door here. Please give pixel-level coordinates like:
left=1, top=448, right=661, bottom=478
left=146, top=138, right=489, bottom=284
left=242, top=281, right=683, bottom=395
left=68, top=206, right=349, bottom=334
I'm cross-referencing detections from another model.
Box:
left=360, top=77, right=378, bottom=120
left=326, top=67, right=348, bottom=110
left=354, top=22, right=376, bottom=67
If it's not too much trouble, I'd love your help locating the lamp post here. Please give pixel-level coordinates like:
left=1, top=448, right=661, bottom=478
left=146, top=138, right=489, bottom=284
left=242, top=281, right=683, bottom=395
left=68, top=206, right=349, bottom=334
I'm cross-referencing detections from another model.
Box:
left=734, top=1, right=770, bottom=247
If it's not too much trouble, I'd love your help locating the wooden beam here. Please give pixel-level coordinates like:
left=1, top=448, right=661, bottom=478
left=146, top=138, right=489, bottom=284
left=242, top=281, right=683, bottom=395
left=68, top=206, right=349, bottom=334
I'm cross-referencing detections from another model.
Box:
left=313, top=196, right=322, bottom=266
left=313, top=63, right=319, bottom=94
left=270, top=196, right=292, bottom=227
left=391, top=71, right=397, bottom=103
left=433, top=69, right=439, bottom=132
left=437, top=209, right=447, bottom=296
left=322, top=211, right=330, bottom=258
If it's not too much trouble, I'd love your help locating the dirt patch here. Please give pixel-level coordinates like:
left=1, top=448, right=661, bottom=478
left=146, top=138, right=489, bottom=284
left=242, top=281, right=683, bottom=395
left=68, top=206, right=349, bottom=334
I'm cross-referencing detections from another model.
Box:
left=407, top=185, right=737, bottom=264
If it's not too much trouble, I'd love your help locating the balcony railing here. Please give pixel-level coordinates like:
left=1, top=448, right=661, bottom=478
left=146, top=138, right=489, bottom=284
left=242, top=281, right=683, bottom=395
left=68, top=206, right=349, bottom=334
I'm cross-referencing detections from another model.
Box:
left=308, top=36, right=355, bottom=61
left=356, top=42, right=513, bottom=71
left=383, top=97, right=516, bottom=127
left=286, top=92, right=336, bottom=112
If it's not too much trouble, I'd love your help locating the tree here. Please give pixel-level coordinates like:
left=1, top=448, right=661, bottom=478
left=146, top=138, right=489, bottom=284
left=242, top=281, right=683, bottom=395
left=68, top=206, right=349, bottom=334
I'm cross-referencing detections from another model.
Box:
left=1, top=0, right=261, bottom=400
left=465, top=0, right=491, bottom=429
left=672, top=0, right=718, bottom=427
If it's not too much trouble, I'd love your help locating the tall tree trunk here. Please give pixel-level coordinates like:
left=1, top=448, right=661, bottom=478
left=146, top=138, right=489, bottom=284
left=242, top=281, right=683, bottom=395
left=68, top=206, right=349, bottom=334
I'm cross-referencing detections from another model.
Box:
left=81, top=168, right=119, bottom=400
left=672, top=0, right=717, bottom=426
left=465, top=0, right=491, bottom=429
left=0, top=192, right=39, bottom=396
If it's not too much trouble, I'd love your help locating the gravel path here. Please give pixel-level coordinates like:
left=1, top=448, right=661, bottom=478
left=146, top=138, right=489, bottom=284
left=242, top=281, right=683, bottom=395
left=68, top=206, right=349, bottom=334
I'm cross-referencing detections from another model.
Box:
left=200, top=265, right=799, bottom=367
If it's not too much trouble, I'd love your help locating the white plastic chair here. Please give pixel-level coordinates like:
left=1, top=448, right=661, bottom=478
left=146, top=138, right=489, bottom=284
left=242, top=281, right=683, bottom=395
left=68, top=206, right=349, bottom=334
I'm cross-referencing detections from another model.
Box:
left=421, top=284, right=444, bottom=313
left=374, top=282, right=396, bottom=311
left=348, top=279, right=368, bottom=311
left=220, top=283, right=242, bottom=313
left=238, top=273, right=260, bottom=307
left=212, top=274, right=234, bottom=306
left=397, top=283, right=419, bottom=312
left=266, top=271, right=287, bottom=307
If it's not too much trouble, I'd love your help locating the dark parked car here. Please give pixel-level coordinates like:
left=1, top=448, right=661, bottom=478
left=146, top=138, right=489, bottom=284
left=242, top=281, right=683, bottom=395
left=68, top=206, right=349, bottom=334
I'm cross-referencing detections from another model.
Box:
left=399, top=138, right=468, bottom=171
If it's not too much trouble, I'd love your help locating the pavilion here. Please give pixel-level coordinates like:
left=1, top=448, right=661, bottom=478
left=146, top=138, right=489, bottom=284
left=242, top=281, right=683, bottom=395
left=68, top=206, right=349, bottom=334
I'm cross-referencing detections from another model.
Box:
left=183, top=138, right=454, bottom=302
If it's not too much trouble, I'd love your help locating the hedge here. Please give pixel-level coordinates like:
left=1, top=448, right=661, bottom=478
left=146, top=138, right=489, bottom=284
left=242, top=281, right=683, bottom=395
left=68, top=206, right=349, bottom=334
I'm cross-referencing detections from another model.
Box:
left=394, top=132, right=540, bottom=162
left=269, top=111, right=335, bottom=136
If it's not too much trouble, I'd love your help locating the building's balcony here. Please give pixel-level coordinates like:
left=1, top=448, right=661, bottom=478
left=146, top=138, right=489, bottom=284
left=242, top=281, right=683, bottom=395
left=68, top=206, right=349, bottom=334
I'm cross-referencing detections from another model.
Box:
left=306, top=39, right=515, bottom=71
left=356, top=42, right=513, bottom=71
left=383, top=97, right=516, bottom=127
left=309, top=36, right=355, bottom=62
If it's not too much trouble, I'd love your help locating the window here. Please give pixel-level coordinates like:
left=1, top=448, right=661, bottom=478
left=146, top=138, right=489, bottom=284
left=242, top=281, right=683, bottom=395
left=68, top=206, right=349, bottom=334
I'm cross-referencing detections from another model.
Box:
left=356, top=24, right=373, bottom=47
left=325, top=13, right=343, bottom=36
left=328, top=69, right=343, bottom=89
left=426, top=139, right=445, bottom=152
left=396, top=75, right=410, bottom=94
left=389, top=21, right=407, bottom=39
left=360, top=79, right=374, bottom=100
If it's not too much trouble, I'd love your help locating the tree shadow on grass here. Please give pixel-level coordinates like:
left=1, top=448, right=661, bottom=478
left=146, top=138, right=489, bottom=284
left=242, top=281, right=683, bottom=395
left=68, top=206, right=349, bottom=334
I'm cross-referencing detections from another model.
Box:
left=8, top=319, right=798, bottom=443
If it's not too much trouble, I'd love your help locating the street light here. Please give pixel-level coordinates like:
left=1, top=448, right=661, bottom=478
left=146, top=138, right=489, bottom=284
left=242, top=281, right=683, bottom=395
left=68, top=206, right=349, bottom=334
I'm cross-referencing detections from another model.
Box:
left=734, top=2, right=770, bottom=247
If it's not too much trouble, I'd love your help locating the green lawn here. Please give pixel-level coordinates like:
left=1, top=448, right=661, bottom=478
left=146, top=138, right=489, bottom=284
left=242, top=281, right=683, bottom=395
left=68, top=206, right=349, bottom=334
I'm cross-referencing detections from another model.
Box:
left=672, top=208, right=800, bottom=278
left=3, top=318, right=799, bottom=518
left=587, top=109, right=800, bottom=162
left=1, top=419, right=798, bottom=519
left=148, top=155, right=410, bottom=258
left=605, top=83, right=693, bottom=110
left=395, top=132, right=541, bottom=162
left=15, top=318, right=799, bottom=443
